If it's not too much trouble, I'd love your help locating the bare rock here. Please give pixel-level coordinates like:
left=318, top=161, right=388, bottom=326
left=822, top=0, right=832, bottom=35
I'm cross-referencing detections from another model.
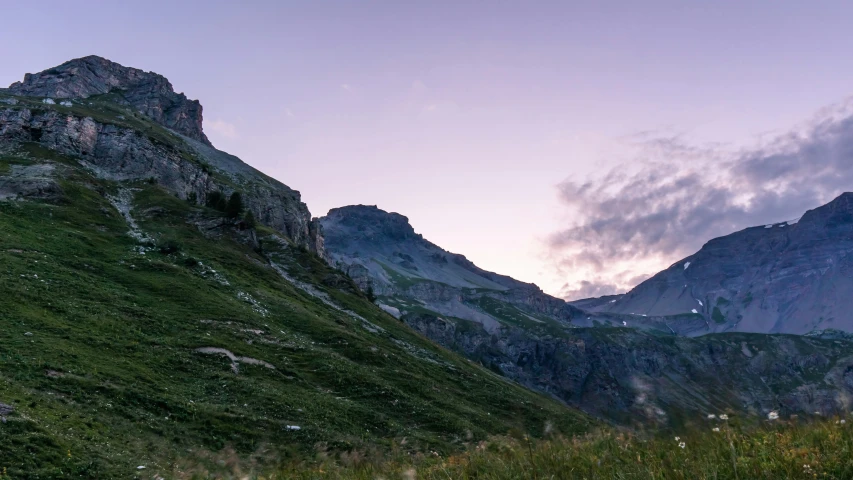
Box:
left=0, top=164, right=63, bottom=201
left=7, top=55, right=211, bottom=146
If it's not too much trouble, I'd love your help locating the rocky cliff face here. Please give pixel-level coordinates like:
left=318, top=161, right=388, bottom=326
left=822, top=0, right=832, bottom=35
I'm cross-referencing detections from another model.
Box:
left=0, top=57, right=324, bottom=256
left=320, top=205, right=583, bottom=334
left=406, top=314, right=853, bottom=424
left=321, top=203, right=853, bottom=425
left=7, top=55, right=210, bottom=145
left=580, top=193, right=853, bottom=335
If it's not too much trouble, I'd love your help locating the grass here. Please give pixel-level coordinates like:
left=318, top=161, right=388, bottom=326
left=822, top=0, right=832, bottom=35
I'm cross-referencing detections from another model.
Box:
left=374, top=261, right=432, bottom=290
left=0, top=148, right=594, bottom=478
left=129, top=415, right=853, bottom=478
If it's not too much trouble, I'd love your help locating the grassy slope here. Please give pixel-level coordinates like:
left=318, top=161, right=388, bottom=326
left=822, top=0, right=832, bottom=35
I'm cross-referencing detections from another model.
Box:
left=0, top=149, right=594, bottom=478
left=282, top=416, right=853, bottom=479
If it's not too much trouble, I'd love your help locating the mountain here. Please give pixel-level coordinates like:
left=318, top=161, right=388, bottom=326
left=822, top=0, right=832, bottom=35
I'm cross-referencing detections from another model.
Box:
left=1, top=55, right=324, bottom=257
left=0, top=57, right=595, bottom=477
left=320, top=205, right=585, bottom=335
left=6, top=55, right=210, bottom=145
left=320, top=205, right=853, bottom=426
left=576, top=193, right=853, bottom=335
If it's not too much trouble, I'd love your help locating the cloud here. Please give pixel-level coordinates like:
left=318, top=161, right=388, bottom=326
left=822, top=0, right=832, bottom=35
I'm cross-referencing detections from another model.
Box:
left=207, top=119, right=238, bottom=139
left=285, top=108, right=295, bottom=118
left=549, top=97, right=853, bottom=300
left=341, top=83, right=352, bottom=92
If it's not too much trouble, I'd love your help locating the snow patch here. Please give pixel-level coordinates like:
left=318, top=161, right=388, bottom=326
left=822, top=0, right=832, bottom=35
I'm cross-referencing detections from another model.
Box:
left=691, top=309, right=698, bottom=314
left=42, top=98, right=55, bottom=105
left=683, top=262, right=691, bottom=270
left=697, top=299, right=703, bottom=306
left=59, top=100, right=72, bottom=107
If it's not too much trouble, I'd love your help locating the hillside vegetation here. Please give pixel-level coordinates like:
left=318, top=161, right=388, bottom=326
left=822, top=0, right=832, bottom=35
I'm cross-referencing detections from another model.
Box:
left=279, top=416, right=853, bottom=479
left=0, top=145, right=593, bottom=478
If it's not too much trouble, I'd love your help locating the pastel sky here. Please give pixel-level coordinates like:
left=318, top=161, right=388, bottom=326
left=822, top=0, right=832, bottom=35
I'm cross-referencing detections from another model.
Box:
left=4, top=1, right=853, bottom=298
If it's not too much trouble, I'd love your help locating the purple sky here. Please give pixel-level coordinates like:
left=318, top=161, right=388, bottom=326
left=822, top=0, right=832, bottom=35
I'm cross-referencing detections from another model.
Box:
left=5, top=1, right=853, bottom=298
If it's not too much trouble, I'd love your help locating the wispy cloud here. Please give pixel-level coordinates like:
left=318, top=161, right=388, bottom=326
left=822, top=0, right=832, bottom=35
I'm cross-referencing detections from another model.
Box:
left=549, top=97, right=853, bottom=300
left=341, top=83, right=352, bottom=92
left=207, top=119, right=239, bottom=139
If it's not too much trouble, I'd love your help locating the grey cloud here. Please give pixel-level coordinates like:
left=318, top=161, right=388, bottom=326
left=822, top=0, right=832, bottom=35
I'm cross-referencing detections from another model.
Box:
left=561, top=280, right=622, bottom=300
left=551, top=101, right=853, bottom=300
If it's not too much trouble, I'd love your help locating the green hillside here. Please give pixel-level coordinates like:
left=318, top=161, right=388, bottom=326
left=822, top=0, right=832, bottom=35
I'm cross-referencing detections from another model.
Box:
left=0, top=145, right=593, bottom=478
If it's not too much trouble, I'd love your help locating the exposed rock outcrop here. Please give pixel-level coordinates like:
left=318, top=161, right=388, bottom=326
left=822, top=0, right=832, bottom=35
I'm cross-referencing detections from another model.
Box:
left=7, top=55, right=210, bottom=145
left=405, top=313, right=853, bottom=424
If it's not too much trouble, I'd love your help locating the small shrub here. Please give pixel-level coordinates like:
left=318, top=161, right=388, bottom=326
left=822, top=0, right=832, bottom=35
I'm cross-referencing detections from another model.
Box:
left=243, top=210, right=256, bottom=229
left=183, top=257, right=199, bottom=267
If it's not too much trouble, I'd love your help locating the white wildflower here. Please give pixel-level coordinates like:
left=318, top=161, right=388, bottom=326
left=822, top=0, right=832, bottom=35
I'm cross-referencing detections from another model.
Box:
left=712, top=427, right=720, bottom=432
left=707, top=414, right=716, bottom=419
left=719, top=414, right=729, bottom=420
left=678, top=442, right=686, bottom=449
left=674, top=436, right=680, bottom=441
left=286, top=425, right=301, bottom=431
left=842, top=419, right=847, bottom=424
left=767, top=411, right=779, bottom=420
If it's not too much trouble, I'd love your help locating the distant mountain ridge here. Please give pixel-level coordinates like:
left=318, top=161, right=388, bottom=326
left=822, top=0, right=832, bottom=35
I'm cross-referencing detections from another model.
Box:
left=321, top=203, right=853, bottom=426
left=320, top=204, right=584, bottom=334
left=577, top=192, right=853, bottom=335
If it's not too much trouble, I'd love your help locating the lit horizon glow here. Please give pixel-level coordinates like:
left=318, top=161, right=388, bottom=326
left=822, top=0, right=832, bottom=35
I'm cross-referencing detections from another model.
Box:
left=4, top=2, right=853, bottom=299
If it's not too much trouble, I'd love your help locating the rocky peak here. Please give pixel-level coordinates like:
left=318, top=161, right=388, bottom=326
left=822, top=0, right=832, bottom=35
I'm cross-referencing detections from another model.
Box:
left=583, top=191, right=853, bottom=335
left=324, top=205, right=418, bottom=241
left=7, top=55, right=210, bottom=146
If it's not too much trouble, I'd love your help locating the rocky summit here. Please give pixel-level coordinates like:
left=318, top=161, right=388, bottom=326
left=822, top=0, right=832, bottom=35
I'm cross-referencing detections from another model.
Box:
left=577, top=192, right=853, bottom=335
left=321, top=204, right=585, bottom=334
left=0, top=56, right=324, bottom=256
left=6, top=55, right=210, bottom=145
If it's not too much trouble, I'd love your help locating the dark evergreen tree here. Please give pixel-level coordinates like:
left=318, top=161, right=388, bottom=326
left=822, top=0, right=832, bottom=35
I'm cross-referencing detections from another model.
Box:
left=226, top=192, right=244, bottom=218
left=206, top=191, right=227, bottom=212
